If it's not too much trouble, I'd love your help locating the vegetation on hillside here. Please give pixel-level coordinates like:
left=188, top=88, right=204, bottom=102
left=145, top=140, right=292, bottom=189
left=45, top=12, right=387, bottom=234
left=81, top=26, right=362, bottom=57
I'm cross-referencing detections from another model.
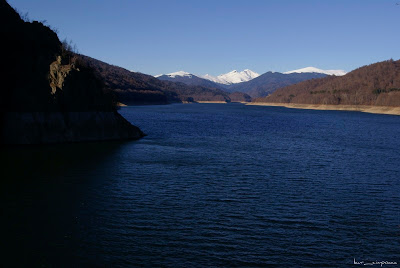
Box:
left=254, top=60, right=400, bottom=106
left=80, top=56, right=231, bottom=104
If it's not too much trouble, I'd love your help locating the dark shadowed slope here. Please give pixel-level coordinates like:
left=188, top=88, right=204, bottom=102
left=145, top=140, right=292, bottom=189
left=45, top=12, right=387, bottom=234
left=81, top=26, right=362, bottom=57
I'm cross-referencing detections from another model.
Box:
left=254, top=59, right=400, bottom=106
left=0, top=0, right=144, bottom=144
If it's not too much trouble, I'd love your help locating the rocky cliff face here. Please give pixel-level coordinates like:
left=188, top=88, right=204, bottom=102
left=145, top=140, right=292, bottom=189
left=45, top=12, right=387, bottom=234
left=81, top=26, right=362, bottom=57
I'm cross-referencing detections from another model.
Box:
left=0, top=0, right=144, bottom=144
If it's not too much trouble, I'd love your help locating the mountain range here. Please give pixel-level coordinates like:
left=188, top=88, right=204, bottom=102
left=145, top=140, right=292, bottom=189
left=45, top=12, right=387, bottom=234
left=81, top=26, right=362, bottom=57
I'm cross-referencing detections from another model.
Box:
left=227, top=72, right=328, bottom=98
left=80, top=56, right=237, bottom=104
left=201, top=69, right=260, bottom=85
left=155, top=68, right=344, bottom=98
left=155, top=71, right=226, bottom=91
left=156, top=69, right=261, bottom=85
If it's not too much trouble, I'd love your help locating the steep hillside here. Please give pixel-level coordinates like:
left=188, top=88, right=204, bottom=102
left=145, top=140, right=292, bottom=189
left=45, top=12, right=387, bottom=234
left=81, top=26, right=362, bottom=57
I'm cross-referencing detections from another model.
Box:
left=80, top=56, right=231, bottom=104
left=255, top=59, right=400, bottom=106
left=1, top=0, right=144, bottom=144
left=228, top=72, right=327, bottom=98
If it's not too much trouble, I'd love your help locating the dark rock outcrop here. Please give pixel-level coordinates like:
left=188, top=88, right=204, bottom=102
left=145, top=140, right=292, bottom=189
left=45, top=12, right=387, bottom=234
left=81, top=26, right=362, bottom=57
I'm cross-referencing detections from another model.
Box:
left=1, top=0, right=144, bottom=144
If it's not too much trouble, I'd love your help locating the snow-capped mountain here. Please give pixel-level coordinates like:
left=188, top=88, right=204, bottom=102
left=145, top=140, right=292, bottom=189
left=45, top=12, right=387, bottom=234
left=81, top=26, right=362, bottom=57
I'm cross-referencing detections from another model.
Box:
left=155, top=71, right=193, bottom=78
left=284, top=67, right=346, bottom=76
left=155, top=71, right=227, bottom=90
left=201, top=69, right=260, bottom=85
left=155, top=69, right=260, bottom=86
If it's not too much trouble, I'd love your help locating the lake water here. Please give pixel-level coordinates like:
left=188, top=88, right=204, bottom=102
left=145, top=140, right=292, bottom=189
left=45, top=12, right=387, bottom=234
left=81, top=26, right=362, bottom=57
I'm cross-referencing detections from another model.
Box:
left=2, top=103, right=400, bottom=267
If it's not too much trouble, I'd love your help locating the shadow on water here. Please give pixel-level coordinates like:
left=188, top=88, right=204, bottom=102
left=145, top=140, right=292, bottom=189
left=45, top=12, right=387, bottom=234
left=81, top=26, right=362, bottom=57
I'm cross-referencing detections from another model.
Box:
left=1, top=142, right=126, bottom=182
left=0, top=141, right=131, bottom=267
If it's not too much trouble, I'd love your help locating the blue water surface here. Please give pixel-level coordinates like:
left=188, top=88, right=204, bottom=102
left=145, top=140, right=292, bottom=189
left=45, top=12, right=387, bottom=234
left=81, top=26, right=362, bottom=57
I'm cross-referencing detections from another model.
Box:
left=2, top=103, right=400, bottom=267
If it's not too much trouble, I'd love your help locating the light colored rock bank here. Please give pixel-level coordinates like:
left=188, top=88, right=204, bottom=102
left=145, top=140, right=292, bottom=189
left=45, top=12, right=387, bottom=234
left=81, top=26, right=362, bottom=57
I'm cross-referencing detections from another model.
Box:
left=247, top=102, right=400, bottom=116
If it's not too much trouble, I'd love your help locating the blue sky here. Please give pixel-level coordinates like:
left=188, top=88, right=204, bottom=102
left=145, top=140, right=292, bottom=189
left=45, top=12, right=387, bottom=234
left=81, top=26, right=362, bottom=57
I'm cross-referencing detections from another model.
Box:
left=8, top=0, right=400, bottom=76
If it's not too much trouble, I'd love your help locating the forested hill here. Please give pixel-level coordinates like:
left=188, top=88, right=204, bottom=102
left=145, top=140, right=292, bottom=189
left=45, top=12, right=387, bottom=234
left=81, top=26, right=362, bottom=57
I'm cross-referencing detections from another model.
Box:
left=254, top=59, right=400, bottom=106
left=80, top=56, right=232, bottom=104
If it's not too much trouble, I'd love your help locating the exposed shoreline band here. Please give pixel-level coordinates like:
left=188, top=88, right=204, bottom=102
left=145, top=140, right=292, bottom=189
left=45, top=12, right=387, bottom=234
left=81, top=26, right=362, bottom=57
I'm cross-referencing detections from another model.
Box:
left=196, top=101, right=229, bottom=104
left=246, top=102, right=400, bottom=116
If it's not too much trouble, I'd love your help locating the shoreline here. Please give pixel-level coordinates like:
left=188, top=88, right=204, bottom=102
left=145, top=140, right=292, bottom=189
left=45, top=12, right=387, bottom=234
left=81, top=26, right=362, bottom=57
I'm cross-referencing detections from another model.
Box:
left=195, top=101, right=228, bottom=104
left=120, top=101, right=400, bottom=116
left=246, top=102, right=400, bottom=116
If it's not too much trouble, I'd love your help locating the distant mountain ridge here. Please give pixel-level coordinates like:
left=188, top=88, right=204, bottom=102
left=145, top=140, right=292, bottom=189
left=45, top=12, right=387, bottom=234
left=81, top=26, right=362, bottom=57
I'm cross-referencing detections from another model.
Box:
left=228, top=72, right=328, bottom=98
left=201, top=69, right=260, bottom=85
left=284, top=67, right=347, bottom=76
left=155, top=71, right=192, bottom=78
left=155, top=71, right=227, bottom=91
left=154, top=67, right=346, bottom=98
left=156, top=69, right=260, bottom=86
left=155, top=66, right=345, bottom=86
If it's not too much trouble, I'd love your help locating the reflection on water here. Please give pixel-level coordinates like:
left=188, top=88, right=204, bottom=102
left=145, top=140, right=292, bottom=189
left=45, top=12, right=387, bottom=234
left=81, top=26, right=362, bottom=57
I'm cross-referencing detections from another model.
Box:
left=1, top=142, right=125, bottom=182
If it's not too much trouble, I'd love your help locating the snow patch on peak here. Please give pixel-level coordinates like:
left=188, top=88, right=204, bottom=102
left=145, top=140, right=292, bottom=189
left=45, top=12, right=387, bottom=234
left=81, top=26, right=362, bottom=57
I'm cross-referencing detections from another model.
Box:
left=155, top=71, right=193, bottom=78
left=202, top=74, right=215, bottom=80
left=284, top=67, right=347, bottom=76
left=201, top=69, right=260, bottom=85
